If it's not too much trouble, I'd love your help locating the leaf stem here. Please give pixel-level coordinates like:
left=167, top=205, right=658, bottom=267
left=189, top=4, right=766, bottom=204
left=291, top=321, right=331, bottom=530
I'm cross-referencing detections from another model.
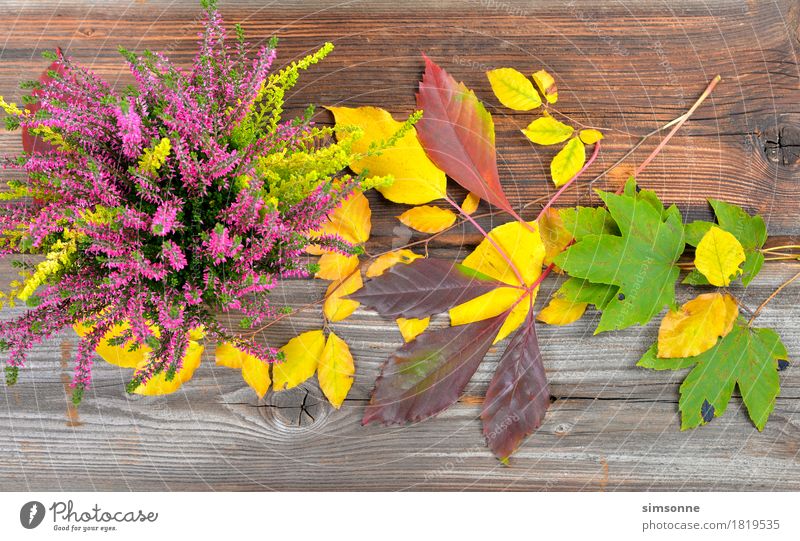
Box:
left=536, top=140, right=601, bottom=221
left=749, top=269, right=800, bottom=324
left=762, top=245, right=800, bottom=253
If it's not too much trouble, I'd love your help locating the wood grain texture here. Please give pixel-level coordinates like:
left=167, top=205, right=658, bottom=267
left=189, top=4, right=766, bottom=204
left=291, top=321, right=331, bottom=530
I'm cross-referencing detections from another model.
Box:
left=1, top=0, right=799, bottom=491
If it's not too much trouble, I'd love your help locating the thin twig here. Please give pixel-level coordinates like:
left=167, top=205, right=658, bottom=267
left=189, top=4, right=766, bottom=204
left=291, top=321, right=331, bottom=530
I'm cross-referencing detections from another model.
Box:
left=749, top=269, right=800, bottom=324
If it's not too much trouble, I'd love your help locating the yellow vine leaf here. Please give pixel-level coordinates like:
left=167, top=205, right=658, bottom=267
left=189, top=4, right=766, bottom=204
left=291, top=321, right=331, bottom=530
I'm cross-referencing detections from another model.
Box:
left=317, top=331, right=355, bottom=409
left=366, top=249, right=422, bottom=278
left=396, top=316, right=431, bottom=342
left=273, top=330, right=326, bottom=391
left=657, top=292, right=739, bottom=358
left=550, top=137, right=586, bottom=187
left=522, top=115, right=574, bottom=145
left=538, top=207, right=573, bottom=267
left=694, top=226, right=746, bottom=287
left=327, top=106, right=446, bottom=204
left=215, top=342, right=271, bottom=398
left=536, top=296, right=588, bottom=326
left=309, top=190, right=371, bottom=250
left=461, top=192, right=480, bottom=215
left=532, top=69, right=558, bottom=104
left=579, top=128, right=604, bottom=144
left=316, top=252, right=359, bottom=281
left=398, top=205, right=457, bottom=234
left=324, top=271, right=363, bottom=322
left=486, top=68, right=542, bottom=111
left=133, top=339, right=204, bottom=396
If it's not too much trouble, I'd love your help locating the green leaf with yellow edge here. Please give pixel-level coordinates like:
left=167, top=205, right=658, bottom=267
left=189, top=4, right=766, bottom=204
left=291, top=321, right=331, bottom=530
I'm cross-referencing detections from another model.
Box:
left=324, top=270, right=363, bottom=322
left=317, top=332, right=355, bottom=408
left=550, top=137, right=585, bottom=187
left=398, top=205, right=457, bottom=234
left=396, top=317, right=430, bottom=342
left=521, top=115, right=573, bottom=145
left=579, top=129, right=603, bottom=144
left=327, top=106, right=446, bottom=204
left=274, top=330, right=326, bottom=391
left=694, top=225, right=746, bottom=286
left=532, top=69, right=558, bottom=104
left=133, top=339, right=204, bottom=396
left=657, top=292, right=738, bottom=358
left=486, top=68, right=542, bottom=111
left=215, top=342, right=271, bottom=398
left=366, top=249, right=422, bottom=278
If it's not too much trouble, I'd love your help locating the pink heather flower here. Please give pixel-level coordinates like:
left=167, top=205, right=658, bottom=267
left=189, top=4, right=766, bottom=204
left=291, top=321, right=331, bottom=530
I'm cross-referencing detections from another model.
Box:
left=162, top=240, right=187, bottom=271
left=114, top=99, right=144, bottom=160
left=151, top=199, right=182, bottom=236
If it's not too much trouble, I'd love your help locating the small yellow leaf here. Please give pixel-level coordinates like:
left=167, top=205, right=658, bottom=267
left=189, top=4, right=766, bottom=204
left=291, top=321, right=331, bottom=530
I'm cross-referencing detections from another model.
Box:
left=522, top=115, right=574, bottom=145
left=460, top=220, right=545, bottom=287
left=550, top=137, right=586, bottom=187
left=449, top=287, right=523, bottom=328
left=327, top=106, right=446, bottom=204
left=215, top=341, right=245, bottom=369
left=133, top=339, right=203, bottom=396
left=539, top=207, right=573, bottom=267
left=532, top=69, right=558, bottom=104
left=316, top=252, right=359, bottom=281
left=461, top=192, right=480, bottom=215
left=486, top=68, right=542, bottom=111
left=579, top=129, right=604, bottom=145
left=317, top=332, right=355, bottom=409
left=242, top=355, right=271, bottom=399
left=323, top=271, right=363, bottom=322
left=657, top=292, right=740, bottom=358
left=398, top=205, right=457, bottom=234
left=694, top=226, right=746, bottom=287
left=73, top=321, right=149, bottom=369
left=311, top=191, right=371, bottom=246
left=396, top=316, right=430, bottom=342
left=536, top=296, right=588, bottom=326
left=274, top=330, right=326, bottom=391
left=366, top=249, right=422, bottom=278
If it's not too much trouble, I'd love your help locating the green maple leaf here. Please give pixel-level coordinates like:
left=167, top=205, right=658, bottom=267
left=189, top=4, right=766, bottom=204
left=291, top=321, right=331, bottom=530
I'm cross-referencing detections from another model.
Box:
left=638, top=319, right=788, bottom=430
left=554, top=178, right=685, bottom=333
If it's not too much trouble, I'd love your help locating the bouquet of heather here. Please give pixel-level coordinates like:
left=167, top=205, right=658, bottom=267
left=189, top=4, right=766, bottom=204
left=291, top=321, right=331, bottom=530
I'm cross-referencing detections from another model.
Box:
left=0, top=2, right=371, bottom=402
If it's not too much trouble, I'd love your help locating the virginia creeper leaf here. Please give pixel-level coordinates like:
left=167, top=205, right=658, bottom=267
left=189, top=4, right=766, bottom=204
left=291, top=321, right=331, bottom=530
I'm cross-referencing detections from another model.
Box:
left=486, top=67, right=542, bottom=111
left=536, top=296, right=588, bottom=326
left=522, top=115, right=573, bottom=145
left=550, top=137, right=585, bottom=187
left=694, top=226, right=745, bottom=287
left=579, top=129, right=604, bottom=144
left=398, top=205, right=457, bottom=234
left=657, top=292, right=738, bottom=358
left=396, top=317, right=430, bottom=342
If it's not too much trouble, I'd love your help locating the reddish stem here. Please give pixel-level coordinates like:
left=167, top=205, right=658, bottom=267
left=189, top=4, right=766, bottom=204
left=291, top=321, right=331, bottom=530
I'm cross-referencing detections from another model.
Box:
left=536, top=140, right=601, bottom=221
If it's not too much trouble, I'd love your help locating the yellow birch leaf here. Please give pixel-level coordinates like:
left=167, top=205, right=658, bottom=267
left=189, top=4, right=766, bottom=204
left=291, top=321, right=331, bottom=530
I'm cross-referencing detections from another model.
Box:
left=133, top=339, right=203, bottom=396
left=398, top=205, right=457, bottom=234
left=317, top=332, right=355, bottom=408
left=579, top=129, right=604, bottom=144
left=461, top=192, right=480, bottom=215
left=657, top=292, right=740, bottom=358
left=310, top=191, right=371, bottom=247
left=694, top=226, right=746, bottom=287
left=460, top=220, right=545, bottom=287
left=73, top=321, right=149, bottom=369
left=273, top=330, right=326, bottom=391
left=242, top=355, right=271, bottom=399
left=532, top=69, right=558, bottom=104
left=316, top=252, right=359, bottom=281
left=522, top=115, right=574, bottom=145
left=550, top=137, right=585, bottom=187
left=537, top=296, right=588, bottom=326
left=215, top=341, right=245, bottom=369
left=366, top=249, right=422, bottom=278
left=396, top=317, right=430, bottom=342
left=327, top=106, right=446, bottom=204
left=539, top=207, right=573, bottom=267
left=323, top=271, right=363, bottom=322
left=486, top=68, right=542, bottom=111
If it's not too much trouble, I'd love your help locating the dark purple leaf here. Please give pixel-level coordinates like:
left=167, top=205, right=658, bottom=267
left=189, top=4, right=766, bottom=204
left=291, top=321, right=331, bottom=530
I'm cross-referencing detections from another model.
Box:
left=363, top=311, right=507, bottom=425
left=481, top=311, right=550, bottom=460
left=349, top=258, right=502, bottom=318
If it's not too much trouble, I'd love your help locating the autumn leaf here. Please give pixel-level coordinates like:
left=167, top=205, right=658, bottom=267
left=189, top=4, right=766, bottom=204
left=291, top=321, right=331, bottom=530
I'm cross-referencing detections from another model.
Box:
left=365, top=249, right=422, bottom=278
left=398, top=205, right=457, bottom=234
left=316, top=253, right=359, bottom=281
left=317, top=332, right=355, bottom=408
left=532, top=69, right=558, bottom=104
left=522, top=115, right=574, bottom=145
left=550, top=137, right=585, bottom=187
left=416, top=55, right=513, bottom=214
left=73, top=321, right=149, bottom=369
left=273, top=330, right=326, bottom=391
left=308, top=191, right=371, bottom=254
left=536, top=295, right=587, bottom=326
left=579, top=129, right=603, bottom=144
left=215, top=342, right=271, bottom=398
left=694, top=226, right=746, bottom=287
left=324, top=271, right=363, bottom=322
left=396, top=317, right=430, bottom=342
left=327, top=106, right=446, bottom=204
left=657, top=292, right=738, bottom=358
left=133, top=339, right=204, bottom=396
left=539, top=207, right=573, bottom=267
left=537, top=277, right=617, bottom=326
left=461, top=192, right=480, bottom=215
left=486, top=67, right=542, bottom=111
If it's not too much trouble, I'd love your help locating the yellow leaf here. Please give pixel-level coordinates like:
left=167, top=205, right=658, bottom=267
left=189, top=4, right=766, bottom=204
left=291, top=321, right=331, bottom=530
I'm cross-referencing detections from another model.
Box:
left=366, top=249, right=422, bottom=278
left=536, top=296, right=588, bottom=326
left=579, top=129, right=604, bottom=144
left=539, top=207, right=573, bottom=267
left=460, top=220, right=545, bottom=287
left=73, top=321, right=149, bottom=369
left=449, top=287, right=535, bottom=344
left=133, top=339, right=203, bottom=396
left=215, top=341, right=245, bottom=369
left=327, top=106, right=446, bottom=204
left=532, top=69, right=558, bottom=104
left=522, top=115, right=574, bottom=145
left=657, top=292, right=740, bottom=358
left=316, top=252, right=359, bottom=281
left=324, top=271, right=363, bottom=322
left=550, top=137, right=585, bottom=187
left=216, top=342, right=271, bottom=398
left=317, top=332, right=355, bottom=408
left=398, top=205, right=457, bottom=234
left=274, top=330, right=326, bottom=391
left=311, top=191, right=371, bottom=246
left=461, top=192, right=480, bottom=215
left=486, top=68, right=542, bottom=111
left=396, top=317, right=430, bottom=342
left=694, top=226, right=746, bottom=287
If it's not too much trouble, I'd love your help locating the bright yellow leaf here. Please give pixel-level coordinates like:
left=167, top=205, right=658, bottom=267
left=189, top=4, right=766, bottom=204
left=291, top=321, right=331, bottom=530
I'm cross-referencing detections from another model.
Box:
left=536, top=296, right=588, bottom=326
left=579, top=129, right=604, bottom=144
left=657, top=292, right=739, bottom=358
left=396, top=317, right=430, bottom=342
left=317, top=332, right=355, bottom=409
left=550, top=137, right=586, bottom=187
left=486, top=68, right=542, bottom=111
left=366, top=249, right=422, bottom=278
left=215, top=342, right=271, bottom=398
left=73, top=321, right=149, bottom=369
left=215, top=341, right=245, bottom=369
left=460, top=220, right=545, bottom=287
left=461, top=192, right=480, bottom=215
left=323, top=271, right=363, bottom=322
left=133, top=339, right=203, bottom=396
left=398, top=205, right=457, bottom=234
left=316, top=252, right=359, bottom=281
left=273, top=330, right=326, bottom=391
left=532, top=69, right=558, bottom=104
left=327, top=106, right=446, bottom=204
left=539, top=207, right=573, bottom=267
left=522, top=115, right=574, bottom=145
left=694, top=226, right=746, bottom=286
left=310, top=191, right=371, bottom=247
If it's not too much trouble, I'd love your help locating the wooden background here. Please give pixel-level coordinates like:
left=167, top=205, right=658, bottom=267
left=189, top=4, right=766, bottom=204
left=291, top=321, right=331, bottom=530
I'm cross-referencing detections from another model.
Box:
left=1, top=0, right=799, bottom=490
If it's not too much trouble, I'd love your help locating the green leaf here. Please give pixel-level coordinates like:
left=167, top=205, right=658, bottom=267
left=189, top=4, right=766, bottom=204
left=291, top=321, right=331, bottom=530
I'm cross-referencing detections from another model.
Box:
left=550, top=137, right=585, bottom=187
left=553, top=277, right=618, bottom=310
left=521, top=115, right=574, bottom=145
left=559, top=206, right=619, bottom=241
